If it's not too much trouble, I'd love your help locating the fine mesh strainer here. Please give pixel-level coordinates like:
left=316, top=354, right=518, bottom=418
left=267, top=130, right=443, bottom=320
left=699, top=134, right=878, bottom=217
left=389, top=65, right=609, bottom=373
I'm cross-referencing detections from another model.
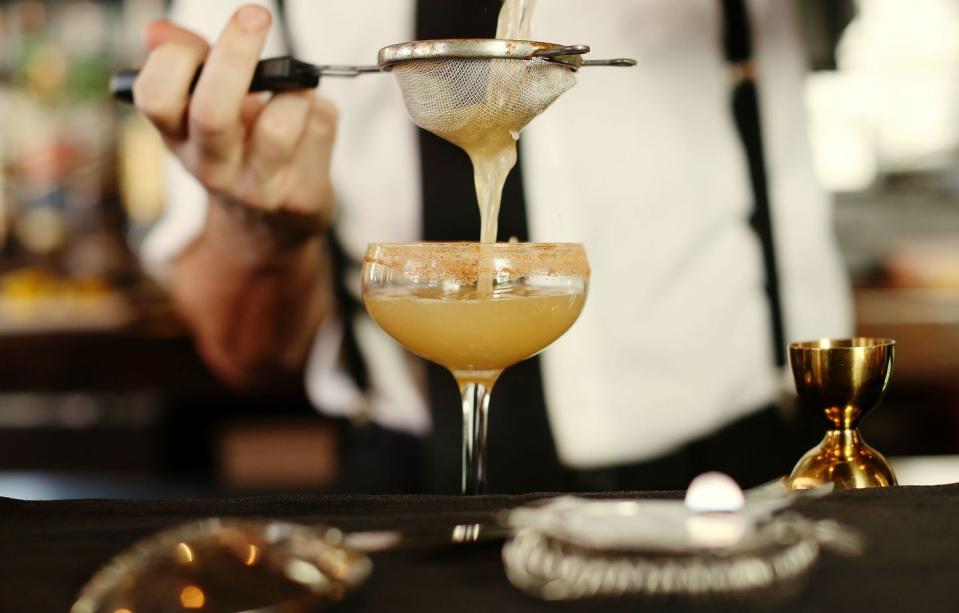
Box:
left=377, top=39, right=633, bottom=140
left=112, top=39, right=634, bottom=139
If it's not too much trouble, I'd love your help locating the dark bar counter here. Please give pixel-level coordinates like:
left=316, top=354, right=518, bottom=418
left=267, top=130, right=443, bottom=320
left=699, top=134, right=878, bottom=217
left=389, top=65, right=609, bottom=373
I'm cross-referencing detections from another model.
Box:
left=1, top=484, right=956, bottom=611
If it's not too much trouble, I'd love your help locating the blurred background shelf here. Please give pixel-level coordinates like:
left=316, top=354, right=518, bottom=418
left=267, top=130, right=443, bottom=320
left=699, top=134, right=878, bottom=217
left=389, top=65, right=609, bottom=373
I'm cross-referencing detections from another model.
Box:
left=0, top=295, right=221, bottom=393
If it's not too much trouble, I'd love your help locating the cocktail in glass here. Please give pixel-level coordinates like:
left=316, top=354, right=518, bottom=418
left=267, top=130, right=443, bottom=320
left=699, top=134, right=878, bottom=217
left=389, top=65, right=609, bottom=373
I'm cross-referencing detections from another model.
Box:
left=361, top=242, right=589, bottom=494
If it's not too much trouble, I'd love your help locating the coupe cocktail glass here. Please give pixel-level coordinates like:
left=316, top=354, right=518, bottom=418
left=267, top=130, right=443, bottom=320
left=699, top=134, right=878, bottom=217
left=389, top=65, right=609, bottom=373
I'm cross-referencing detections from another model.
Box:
left=362, top=242, right=589, bottom=494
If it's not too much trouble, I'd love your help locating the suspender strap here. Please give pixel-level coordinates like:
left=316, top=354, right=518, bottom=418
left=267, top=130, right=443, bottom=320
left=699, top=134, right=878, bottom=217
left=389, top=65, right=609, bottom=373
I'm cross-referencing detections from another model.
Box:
left=325, top=231, right=369, bottom=389
left=721, top=0, right=787, bottom=366
left=270, top=0, right=371, bottom=390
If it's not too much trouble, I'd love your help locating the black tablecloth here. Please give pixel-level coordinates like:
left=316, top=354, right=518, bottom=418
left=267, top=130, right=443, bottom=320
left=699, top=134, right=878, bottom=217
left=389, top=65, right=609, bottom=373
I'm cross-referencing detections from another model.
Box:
left=1, top=484, right=956, bottom=612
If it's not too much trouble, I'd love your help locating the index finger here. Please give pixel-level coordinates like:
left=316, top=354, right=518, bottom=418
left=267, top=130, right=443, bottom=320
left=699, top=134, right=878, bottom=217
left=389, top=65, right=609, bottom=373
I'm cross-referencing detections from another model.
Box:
left=189, top=5, right=272, bottom=155
left=133, top=21, right=210, bottom=137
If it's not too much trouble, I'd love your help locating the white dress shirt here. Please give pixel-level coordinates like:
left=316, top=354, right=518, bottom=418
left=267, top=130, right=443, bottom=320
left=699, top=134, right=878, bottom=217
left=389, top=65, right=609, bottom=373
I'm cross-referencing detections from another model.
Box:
left=142, top=0, right=852, bottom=468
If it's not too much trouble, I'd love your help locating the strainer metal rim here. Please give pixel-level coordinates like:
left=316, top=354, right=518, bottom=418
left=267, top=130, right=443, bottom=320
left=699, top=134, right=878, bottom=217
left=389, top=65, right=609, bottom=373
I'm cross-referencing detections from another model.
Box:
left=377, top=38, right=582, bottom=70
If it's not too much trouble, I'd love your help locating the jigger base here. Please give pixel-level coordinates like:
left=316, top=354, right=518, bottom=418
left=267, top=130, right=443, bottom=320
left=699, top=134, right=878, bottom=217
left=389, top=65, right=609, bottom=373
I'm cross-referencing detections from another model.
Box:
left=787, top=428, right=897, bottom=490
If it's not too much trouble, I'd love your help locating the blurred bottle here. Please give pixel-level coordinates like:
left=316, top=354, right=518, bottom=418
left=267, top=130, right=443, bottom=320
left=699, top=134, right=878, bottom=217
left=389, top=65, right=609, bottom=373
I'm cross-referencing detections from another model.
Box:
left=2, top=0, right=167, bottom=286
left=4, top=1, right=70, bottom=260
left=54, top=1, right=124, bottom=279
left=118, top=113, right=167, bottom=250
left=2, top=0, right=132, bottom=280
left=117, top=0, right=168, bottom=250
left=1, top=4, right=8, bottom=251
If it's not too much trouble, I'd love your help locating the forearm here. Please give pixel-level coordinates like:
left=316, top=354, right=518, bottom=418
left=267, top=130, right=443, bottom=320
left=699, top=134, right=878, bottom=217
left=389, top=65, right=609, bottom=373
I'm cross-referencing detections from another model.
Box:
left=169, top=196, right=333, bottom=390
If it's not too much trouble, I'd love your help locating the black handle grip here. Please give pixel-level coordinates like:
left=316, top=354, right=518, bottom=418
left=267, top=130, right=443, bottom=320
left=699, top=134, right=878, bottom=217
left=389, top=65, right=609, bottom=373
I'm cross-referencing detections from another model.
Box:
left=110, top=56, right=320, bottom=104
left=110, top=69, right=139, bottom=103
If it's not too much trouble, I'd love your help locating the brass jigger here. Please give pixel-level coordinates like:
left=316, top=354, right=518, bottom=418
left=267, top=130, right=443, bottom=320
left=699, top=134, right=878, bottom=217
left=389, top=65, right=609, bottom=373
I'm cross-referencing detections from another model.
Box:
left=787, top=338, right=898, bottom=490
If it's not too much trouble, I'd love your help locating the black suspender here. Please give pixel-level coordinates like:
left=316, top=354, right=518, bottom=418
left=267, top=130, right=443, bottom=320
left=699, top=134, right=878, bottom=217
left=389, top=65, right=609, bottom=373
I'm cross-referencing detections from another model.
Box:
left=272, top=0, right=371, bottom=390
left=721, top=0, right=787, bottom=366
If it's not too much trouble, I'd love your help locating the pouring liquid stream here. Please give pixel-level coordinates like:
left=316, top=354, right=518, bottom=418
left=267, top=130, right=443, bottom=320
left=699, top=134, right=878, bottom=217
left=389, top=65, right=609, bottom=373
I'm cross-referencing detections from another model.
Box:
left=437, top=0, right=536, bottom=295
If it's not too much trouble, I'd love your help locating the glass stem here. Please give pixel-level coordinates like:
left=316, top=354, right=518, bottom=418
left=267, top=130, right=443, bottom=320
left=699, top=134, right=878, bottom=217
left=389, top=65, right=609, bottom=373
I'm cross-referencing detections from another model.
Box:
left=460, top=381, right=494, bottom=495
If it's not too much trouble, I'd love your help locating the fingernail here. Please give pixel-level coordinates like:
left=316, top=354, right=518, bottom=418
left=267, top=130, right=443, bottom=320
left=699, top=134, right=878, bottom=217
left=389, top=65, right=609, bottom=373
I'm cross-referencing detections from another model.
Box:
left=236, top=5, right=270, bottom=32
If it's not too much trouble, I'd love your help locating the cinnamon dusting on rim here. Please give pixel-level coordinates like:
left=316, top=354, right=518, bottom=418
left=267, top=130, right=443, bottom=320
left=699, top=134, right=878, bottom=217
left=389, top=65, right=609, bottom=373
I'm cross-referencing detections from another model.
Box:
left=362, top=242, right=589, bottom=285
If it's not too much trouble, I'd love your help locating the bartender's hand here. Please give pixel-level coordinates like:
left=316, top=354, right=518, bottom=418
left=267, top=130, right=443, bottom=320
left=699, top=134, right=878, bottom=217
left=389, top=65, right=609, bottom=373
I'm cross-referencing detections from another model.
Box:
left=132, top=5, right=337, bottom=388
left=134, top=5, right=336, bottom=260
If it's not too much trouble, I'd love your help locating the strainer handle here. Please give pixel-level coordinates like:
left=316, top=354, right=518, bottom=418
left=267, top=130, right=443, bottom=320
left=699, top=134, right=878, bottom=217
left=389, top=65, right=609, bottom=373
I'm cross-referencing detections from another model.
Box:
left=110, top=56, right=376, bottom=103
left=581, top=58, right=638, bottom=67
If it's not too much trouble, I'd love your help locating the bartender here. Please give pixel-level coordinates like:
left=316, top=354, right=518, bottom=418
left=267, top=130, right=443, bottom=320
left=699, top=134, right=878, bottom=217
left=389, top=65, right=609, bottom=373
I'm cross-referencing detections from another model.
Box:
left=135, top=0, right=852, bottom=493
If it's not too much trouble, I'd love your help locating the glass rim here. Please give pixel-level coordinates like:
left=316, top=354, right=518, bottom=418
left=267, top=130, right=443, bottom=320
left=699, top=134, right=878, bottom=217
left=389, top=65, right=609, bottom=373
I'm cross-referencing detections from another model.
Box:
left=362, top=242, right=589, bottom=280
left=789, top=337, right=895, bottom=351
left=364, top=241, right=586, bottom=249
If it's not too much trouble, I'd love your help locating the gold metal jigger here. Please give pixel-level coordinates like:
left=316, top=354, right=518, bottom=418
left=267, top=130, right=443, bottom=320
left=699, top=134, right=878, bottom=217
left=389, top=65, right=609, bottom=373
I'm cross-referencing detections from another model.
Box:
left=787, top=338, right=898, bottom=490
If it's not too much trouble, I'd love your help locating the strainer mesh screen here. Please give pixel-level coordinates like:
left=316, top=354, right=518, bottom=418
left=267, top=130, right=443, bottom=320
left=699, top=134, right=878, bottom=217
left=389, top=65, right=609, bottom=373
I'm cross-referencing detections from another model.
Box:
left=392, top=57, right=576, bottom=142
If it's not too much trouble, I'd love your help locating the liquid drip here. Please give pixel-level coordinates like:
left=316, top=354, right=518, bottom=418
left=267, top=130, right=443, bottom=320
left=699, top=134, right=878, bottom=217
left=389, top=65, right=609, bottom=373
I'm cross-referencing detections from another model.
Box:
left=425, top=0, right=538, bottom=246
left=438, top=123, right=518, bottom=245
left=418, top=0, right=540, bottom=293
left=467, top=0, right=535, bottom=244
